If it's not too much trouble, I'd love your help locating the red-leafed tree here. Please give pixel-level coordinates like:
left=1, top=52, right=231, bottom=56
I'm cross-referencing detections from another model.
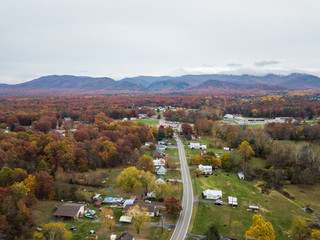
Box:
left=34, top=171, right=55, bottom=200
left=165, top=196, right=182, bottom=217
left=181, top=123, right=193, bottom=136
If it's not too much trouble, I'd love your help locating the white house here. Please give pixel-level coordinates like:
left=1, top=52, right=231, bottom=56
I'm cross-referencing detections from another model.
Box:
left=228, top=196, right=238, bottom=207
left=156, top=144, right=167, bottom=150
left=188, top=143, right=207, bottom=150
left=223, top=147, right=230, bottom=151
left=153, top=159, right=166, bottom=166
left=155, top=166, right=167, bottom=175
left=223, top=114, right=235, bottom=120
left=198, top=164, right=212, bottom=175
left=202, top=189, right=222, bottom=199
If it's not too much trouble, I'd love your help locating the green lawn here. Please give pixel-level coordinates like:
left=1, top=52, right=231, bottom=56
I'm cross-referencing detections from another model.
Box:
left=134, top=119, right=159, bottom=125
left=166, top=170, right=181, bottom=180
left=147, top=226, right=173, bottom=240
left=165, top=147, right=179, bottom=158
left=189, top=170, right=310, bottom=240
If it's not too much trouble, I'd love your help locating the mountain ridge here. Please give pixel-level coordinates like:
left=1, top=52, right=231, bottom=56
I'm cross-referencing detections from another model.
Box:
left=0, top=73, right=319, bottom=95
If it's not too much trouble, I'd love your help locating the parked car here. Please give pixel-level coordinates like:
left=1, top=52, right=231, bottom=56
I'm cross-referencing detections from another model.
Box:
left=85, top=213, right=94, bottom=219
left=70, top=226, right=77, bottom=231
left=215, top=200, right=223, bottom=205
left=144, top=200, right=152, bottom=204
left=89, top=230, right=95, bottom=234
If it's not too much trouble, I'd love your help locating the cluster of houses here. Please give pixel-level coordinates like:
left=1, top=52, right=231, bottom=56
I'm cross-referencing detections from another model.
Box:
left=146, top=140, right=170, bottom=176
left=53, top=194, right=159, bottom=240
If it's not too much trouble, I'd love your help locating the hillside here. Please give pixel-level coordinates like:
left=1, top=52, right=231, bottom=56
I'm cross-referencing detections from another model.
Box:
left=0, top=75, right=148, bottom=95
left=0, top=73, right=319, bottom=95
left=148, top=79, right=190, bottom=91
left=190, top=79, right=287, bottom=91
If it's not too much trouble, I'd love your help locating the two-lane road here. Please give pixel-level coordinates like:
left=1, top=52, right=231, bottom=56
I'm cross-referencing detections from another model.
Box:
left=170, top=134, right=194, bottom=240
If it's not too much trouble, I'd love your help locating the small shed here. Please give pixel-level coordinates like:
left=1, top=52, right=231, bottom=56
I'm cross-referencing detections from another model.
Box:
left=248, top=206, right=259, bottom=212
left=123, top=199, right=136, bottom=207
left=93, top=194, right=101, bottom=201
left=223, top=147, right=230, bottom=151
left=238, top=172, right=245, bottom=180
left=119, top=216, right=132, bottom=223
left=228, top=196, right=238, bottom=207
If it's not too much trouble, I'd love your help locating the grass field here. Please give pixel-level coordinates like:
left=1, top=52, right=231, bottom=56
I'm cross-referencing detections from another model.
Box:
left=134, top=119, right=159, bottom=125
left=166, top=169, right=181, bottom=180
left=189, top=170, right=311, bottom=240
left=165, top=147, right=179, bottom=158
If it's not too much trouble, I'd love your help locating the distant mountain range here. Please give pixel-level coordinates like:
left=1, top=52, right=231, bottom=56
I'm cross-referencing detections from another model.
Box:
left=0, top=73, right=319, bottom=95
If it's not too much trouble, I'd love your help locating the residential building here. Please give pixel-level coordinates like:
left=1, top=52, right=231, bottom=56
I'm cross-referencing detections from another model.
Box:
left=155, top=166, right=167, bottom=175
left=202, top=189, right=222, bottom=199
left=153, top=158, right=166, bottom=166
left=123, top=204, right=159, bottom=217
left=188, top=143, right=207, bottom=150
left=198, top=164, right=212, bottom=174
left=53, top=203, right=87, bottom=219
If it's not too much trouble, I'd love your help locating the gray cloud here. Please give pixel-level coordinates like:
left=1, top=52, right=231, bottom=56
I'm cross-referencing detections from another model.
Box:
left=254, top=60, right=281, bottom=67
left=227, top=63, right=243, bottom=67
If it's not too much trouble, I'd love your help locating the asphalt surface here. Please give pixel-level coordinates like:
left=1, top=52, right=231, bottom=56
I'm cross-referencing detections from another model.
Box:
left=170, top=134, right=194, bottom=240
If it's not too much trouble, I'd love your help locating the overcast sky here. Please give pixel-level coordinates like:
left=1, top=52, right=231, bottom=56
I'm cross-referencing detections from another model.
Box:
left=1, top=0, right=320, bottom=84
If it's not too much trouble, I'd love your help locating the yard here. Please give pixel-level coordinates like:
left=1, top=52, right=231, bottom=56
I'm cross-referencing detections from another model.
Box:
left=189, top=170, right=312, bottom=240
left=182, top=136, right=231, bottom=159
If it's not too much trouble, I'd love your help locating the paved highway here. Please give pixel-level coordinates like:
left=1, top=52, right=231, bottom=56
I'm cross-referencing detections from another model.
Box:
left=170, top=134, right=194, bottom=240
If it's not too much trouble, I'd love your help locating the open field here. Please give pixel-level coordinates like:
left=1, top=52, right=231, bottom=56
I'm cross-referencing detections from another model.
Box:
left=165, top=147, right=179, bottom=158
left=134, top=119, right=159, bottom=125
left=189, top=170, right=312, bottom=240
